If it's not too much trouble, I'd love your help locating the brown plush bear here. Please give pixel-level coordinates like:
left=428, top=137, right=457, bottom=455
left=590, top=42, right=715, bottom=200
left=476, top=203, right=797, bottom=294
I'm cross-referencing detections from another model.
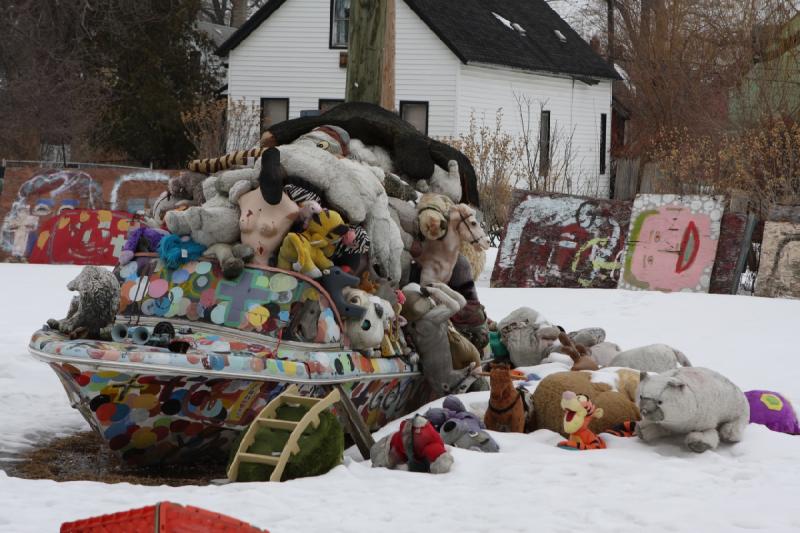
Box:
left=530, top=370, right=640, bottom=438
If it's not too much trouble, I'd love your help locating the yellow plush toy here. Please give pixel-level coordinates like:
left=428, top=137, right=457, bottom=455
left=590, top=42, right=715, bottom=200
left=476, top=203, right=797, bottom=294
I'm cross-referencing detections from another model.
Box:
left=277, top=209, right=354, bottom=278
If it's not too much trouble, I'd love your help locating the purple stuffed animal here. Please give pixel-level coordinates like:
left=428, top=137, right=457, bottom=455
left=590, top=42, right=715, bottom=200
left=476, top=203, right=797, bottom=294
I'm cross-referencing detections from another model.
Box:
left=119, top=226, right=169, bottom=265
left=745, top=390, right=800, bottom=435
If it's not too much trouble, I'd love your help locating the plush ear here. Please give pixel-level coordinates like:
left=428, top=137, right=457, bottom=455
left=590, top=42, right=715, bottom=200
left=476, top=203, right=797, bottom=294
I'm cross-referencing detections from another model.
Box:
left=593, top=407, right=604, bottom=419
left=666, top=377, right=685, bottom=389
left=639, top=371, right=649, bottom=382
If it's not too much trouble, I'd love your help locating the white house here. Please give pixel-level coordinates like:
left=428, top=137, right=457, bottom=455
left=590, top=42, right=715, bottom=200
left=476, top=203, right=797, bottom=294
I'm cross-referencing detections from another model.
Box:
left=217, top=0, right=619, bottom=196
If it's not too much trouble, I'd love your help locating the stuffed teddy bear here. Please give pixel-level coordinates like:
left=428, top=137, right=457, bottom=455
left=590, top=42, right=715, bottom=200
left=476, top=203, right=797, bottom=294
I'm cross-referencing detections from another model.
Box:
left=47, top=266, right=120, bottom=340
left=497, top=307, right=562, bottom=367
left=277, top=208, right=354, bottom=278
left=370, top=414, right=454, bottom=474
left=165, top=174, right=253, bottom=279
left=530, top=370, right=641, bottom=438
left=610, top=344, right=692, bottom=373
left=636, top=367, right=750, bottom=453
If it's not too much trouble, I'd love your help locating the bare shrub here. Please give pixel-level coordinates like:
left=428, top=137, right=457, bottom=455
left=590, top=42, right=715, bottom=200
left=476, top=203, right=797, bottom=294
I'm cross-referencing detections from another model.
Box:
left=651, top=118, right=800, bottom=215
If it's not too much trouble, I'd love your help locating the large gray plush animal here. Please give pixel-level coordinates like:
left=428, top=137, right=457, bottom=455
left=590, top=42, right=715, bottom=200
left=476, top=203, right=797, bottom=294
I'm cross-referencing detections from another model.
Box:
left=401, top=282, right=484, bottom=396
left=497, top=307, right=561, bottom=367
left=47, top=266, right=120, bottom=339
left=610, top=344, right=692, bottom=373
left=636, top=367, right=749, bottom=453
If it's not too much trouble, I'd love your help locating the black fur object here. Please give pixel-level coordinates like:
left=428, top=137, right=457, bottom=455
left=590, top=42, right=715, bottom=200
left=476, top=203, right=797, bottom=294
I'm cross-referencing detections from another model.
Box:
left=265, top=102, right=480, bottom=207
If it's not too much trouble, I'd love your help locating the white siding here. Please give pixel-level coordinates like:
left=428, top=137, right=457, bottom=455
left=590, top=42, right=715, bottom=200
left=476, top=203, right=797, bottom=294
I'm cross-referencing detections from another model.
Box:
left=226, top=0, right=459, bottom=138
left=457, top=64, right=613, bottom=197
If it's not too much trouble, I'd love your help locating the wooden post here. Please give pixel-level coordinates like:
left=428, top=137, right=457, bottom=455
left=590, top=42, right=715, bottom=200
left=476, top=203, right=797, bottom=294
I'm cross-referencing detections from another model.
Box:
left=607, top=0, right=615, bottom=66
left=380, top=0, right=396, bottom=111
left=346, top=0, right=388, bottom=106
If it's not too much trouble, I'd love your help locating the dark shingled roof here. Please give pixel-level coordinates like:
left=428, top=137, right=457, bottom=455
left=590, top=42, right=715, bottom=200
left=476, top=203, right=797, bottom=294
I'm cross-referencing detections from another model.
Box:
left=217, top=0, right=619, bottom=80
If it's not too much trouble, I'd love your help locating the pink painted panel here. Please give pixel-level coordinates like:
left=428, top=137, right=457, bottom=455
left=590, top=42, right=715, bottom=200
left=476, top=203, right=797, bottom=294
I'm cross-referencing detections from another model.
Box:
left=619, top=194, right=724, bottom=293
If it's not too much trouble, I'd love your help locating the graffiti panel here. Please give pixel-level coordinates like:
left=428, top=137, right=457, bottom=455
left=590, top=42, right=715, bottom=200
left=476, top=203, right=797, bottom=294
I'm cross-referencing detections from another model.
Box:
left=709, top=213, right=755, bottom=295
left=1, top=167, right=177, bottom=263
left=27, top=209, right=134, bottom=265
left=619, top=194, right=725, bottom=293
left=491, top=191, right=632, bottom=288
left=755, top=221, right=800, bottom=299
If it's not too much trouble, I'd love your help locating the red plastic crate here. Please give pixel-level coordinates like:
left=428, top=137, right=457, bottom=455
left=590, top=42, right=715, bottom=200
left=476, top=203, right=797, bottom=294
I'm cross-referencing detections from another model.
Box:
left=60, top=501, right=267, bottom=533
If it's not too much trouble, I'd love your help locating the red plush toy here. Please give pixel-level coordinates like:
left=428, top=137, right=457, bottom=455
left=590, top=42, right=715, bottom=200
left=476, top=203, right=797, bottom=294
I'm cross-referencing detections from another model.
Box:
left=370, top=415, right=454, bottom=473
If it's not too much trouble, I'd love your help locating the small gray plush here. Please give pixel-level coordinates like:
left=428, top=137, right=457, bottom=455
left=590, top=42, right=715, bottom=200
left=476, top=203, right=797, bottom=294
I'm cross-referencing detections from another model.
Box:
left=439, top=418, right=499, bottom=453
left=590, top=341, right=622, bottom=367
left=636, top=367, right=750, bottom=453
left=47, top=266, right=120, bottom=339
left=610, top=344, right=692, bottom=373
left=497, top=307, right=560, bottom=367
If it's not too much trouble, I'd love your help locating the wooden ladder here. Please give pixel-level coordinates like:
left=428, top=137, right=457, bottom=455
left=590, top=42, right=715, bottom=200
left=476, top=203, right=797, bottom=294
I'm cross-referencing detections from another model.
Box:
left=227, top=384, right=341, bottom=482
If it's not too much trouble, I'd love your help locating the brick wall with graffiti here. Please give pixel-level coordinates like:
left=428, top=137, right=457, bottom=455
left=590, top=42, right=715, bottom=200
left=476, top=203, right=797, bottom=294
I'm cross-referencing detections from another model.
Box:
left=0, top=166, right=179, bottom=264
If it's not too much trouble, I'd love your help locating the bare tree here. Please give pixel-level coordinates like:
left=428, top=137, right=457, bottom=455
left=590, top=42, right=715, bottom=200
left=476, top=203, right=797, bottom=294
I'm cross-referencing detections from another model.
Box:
left=199, top=0, right=268, bottom=26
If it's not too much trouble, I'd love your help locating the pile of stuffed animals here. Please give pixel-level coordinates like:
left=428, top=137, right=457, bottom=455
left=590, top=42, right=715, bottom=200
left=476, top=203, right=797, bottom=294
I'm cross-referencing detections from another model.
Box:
left=115, top=102, right=491, bottom=398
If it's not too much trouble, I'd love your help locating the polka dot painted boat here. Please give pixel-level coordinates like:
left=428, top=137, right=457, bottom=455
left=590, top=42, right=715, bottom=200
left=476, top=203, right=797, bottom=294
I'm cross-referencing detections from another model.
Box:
left=29, top=254, right=425, bottom=466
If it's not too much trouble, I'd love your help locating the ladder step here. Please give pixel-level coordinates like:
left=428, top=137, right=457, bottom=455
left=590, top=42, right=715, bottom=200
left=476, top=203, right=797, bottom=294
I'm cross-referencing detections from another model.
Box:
left=280, top=394, right=321, bottom=406
left=239, top=452, right=280, bottom=466
left=256, top=418, right=300, bottom=430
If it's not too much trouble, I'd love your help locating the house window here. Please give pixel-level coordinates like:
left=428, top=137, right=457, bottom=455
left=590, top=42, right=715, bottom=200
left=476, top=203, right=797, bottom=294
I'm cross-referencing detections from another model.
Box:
left=330, top=0, right=350, bottom=49
left=319, top=99, right=344, bottom=113
left=600, top=113, right=607, bottom=175
left=539, top=110, right=551, bottom=177
left=400, top=101, right=429, bottom=135
left=260, top=98, right=289, bottom=133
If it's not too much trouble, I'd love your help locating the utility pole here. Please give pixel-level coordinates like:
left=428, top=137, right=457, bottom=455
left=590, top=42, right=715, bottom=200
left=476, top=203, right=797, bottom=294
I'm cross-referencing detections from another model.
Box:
left=607, top=0, right=615, bottom=66
left=346, top=0, right=394, bottom=109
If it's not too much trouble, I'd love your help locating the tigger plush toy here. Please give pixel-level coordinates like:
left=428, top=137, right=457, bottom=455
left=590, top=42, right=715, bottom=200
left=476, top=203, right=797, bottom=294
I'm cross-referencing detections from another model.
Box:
left=557, top=390, right=606, bottom=450
left=277, top=208, right=355, bottom=278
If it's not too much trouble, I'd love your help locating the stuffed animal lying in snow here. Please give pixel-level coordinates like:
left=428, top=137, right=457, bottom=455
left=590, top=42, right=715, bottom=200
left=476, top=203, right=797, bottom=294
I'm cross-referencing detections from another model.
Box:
left=370, top=414, right=454, bottom=474
left=557, top=391, right=606, bottom=450
left=497, top=307, right=562, bottom=367
left=636, top=367, right=749, bottom=453
left=425, top=396, right=499, bottom=453
left=47, top=266, right=120, bottom=340
left=745, top=390, right=800, bottom=435
left=610, top=344, right=692, bottom=373
left=484, top=363, right=531, bottom=433
left=530, top=370, right=641, bottom=438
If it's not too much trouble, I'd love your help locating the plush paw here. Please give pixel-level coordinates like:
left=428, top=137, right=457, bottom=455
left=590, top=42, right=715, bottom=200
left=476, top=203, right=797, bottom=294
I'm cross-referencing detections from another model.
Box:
left=687, top=439, right=712, bottom=453
left=46, top=319, right=60, bottom=330
left=292, top=261, right=302, bottom=272
left=221, top=257, right=244, bottom=279
left=429, top=451, right=453, bottom=474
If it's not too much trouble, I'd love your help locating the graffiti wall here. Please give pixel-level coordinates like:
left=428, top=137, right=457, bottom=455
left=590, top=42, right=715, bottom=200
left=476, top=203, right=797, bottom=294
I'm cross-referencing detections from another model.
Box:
left=0, top=167, right=177, bottom=264
left=491, top=191, right=631, bottom=288
left=709, top=213, right=755, bottom=294
left=755, top=221, right=800, bottom=299
left=28, top=209, right=134, bottom=264
left=619, top=194, right=725, bottom=293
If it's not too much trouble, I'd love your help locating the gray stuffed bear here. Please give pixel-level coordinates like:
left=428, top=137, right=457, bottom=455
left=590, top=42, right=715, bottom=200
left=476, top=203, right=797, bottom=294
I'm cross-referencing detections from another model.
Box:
left=610, top=344, right=692, bottom=373
left=497, top=307, right=561, bottom=367
left=47, top=266, right=120, bottom=339
left=636, top=367, right=750, bottom=453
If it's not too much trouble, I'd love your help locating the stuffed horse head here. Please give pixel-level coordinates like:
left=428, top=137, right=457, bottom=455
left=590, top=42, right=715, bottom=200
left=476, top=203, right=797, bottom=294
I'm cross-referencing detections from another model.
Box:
left=417, top=193, right=454, bottom=241
left=452, top=204, right=490, bottom=252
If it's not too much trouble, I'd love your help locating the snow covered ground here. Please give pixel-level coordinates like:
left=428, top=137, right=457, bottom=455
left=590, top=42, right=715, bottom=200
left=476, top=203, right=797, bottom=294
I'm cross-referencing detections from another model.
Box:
left=1, top=262, right=799, bottom=532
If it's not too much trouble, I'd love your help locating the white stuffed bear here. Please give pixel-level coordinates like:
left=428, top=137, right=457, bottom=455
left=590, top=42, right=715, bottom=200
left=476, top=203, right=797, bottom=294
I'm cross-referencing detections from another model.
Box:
left=636, top=367, right=750, bottom=453
left=610, top=344, right=692, bottom=373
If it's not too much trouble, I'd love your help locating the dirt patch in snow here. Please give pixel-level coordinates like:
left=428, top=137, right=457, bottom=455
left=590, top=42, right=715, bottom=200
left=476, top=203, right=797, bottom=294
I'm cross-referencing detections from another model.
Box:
left=5, top=431, right=227, bottom=486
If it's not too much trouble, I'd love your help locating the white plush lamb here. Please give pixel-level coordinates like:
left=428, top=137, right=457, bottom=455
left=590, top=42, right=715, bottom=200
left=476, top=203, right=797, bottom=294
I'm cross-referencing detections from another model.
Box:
left=610, top=344, right=692, bottom=373
left=636, top=367, right=750, bottom=453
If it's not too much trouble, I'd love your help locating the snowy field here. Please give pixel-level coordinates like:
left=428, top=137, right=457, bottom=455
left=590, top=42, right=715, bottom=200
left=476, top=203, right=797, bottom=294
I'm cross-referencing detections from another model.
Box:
left=1, top=261, right=799, bottom=532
